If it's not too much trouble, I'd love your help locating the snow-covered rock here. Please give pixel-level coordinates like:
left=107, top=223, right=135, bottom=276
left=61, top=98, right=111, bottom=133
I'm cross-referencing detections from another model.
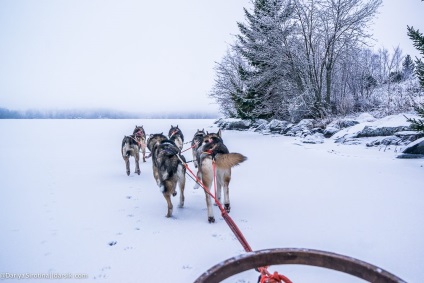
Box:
left=332, top=114, right=417, bottom=143
left=397, top=137, right=424, bottom=158
left=323, top=117, right=360, bottom=138
left=216, top=118, right=251, bottom=131
left=356, top=125, right=410, bottom=138
left=284, top=119, right=314, bottom=137
left=394, top=130, right=424, bottom=140
left=268, top=119, right=290, bottom=134
left=215, top=113, right=422, bottom=150
left=367, top=131, right=424, bottom=147
left=366, top=136, right=403, bottom=147
left=323, top=126, right=340, bottom=138
left=251, top=119, right=269, bottom=133
left=250, top=119, right=268, bottom=128
left=327, top=118, right=359, bottom=129
left=356, top=113, right=376, bottom=123
left=302, top=132, right=325, bottom=144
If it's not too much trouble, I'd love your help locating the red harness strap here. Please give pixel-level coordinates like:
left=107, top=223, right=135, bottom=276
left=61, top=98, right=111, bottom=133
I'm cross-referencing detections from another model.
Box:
left=178, top=153, right=292, bottom=283
left=169, top=129, right=179, bottom=137
left=180, top=142, right=197, bottom=153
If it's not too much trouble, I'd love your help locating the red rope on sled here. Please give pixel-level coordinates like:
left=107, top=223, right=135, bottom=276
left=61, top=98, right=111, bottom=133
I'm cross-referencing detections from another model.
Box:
left=258, top=270, right=293, bottom=283
left=179, top=154, right=292, bottom=283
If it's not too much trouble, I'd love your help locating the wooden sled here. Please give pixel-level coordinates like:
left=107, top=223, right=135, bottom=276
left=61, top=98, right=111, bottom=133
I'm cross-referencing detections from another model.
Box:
left=194, top=248, right=406, bottom=283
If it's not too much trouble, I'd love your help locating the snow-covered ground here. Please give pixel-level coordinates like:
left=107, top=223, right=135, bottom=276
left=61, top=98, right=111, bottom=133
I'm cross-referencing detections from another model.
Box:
left=1, top=118, right=423, bottom=283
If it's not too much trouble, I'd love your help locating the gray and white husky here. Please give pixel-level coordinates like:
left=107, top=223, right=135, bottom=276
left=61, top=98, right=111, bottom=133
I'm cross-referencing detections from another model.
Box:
left=194, top=129, right=247, bottom=223
left=133, top=125, right=147, bottom=162
left=168, top=125, right=184, bottom=151
left=147, top=133, right=186, bottom=218
left=121, top=126, right=146, bottom=176
left=191, top=129, right=206, bottom=168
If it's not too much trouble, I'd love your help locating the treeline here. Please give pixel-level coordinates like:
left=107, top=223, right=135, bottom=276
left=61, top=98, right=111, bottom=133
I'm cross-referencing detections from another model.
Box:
left=209, top=0, right=424, bottom=122
left=0, top=108, right=218, bottom=119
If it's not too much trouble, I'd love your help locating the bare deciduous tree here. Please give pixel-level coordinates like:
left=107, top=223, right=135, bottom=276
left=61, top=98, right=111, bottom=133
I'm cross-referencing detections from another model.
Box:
left=292, top=0, right=382, bottom=117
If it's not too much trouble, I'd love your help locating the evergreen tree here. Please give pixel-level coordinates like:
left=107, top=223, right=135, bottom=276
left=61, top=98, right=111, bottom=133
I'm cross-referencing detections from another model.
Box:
left=234, top=0, right=296, bottom=120
left=407, top=105, right=424, bottom=132
left=402, top=54, right=415, bottom=79
left=406, top=11, right=424, bottom=132
left=407, top=25, right=424, bottom=88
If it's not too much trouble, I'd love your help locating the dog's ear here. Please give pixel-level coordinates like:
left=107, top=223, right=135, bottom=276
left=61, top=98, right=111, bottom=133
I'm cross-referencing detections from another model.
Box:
left=217, top=129, right=222, bottom=138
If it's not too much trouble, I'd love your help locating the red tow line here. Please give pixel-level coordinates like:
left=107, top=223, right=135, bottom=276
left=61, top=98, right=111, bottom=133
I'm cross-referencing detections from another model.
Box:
left=180, top=142, right=197, bottom=153
left=178, top=154, right=293, bottom=283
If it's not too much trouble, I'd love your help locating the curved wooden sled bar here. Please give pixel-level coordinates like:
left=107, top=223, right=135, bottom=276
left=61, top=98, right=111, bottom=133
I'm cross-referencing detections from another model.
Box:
left=194, top=248, right=406, bottom=283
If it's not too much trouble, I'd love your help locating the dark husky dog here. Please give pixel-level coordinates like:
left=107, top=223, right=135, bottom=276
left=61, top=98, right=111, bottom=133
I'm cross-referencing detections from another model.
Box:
left=168, top=125, right=184, bottom=151
left=194, top=129, right=247, bottom=223
left=133, top=125, right=147, bottom=162
left=191, top=129, right=206, bottom=168
left=147, top=133, right=186, bottom=218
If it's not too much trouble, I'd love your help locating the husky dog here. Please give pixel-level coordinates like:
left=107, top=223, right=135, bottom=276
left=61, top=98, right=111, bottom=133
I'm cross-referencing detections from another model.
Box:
left=147, top=133, right=186, bottom=218
left=191, top=129, right=206, bottom=168
left=168, top=125, right=184, bottom=151
left=121, top=134, right=141, bottom=176
left=194, top=129, right=247, bottom=223
left=133, top=125, right=147, bottom=162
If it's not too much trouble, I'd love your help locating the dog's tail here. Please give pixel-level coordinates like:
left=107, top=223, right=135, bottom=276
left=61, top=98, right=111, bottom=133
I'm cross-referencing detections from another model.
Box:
left=214, top=153, right=247, bottom=169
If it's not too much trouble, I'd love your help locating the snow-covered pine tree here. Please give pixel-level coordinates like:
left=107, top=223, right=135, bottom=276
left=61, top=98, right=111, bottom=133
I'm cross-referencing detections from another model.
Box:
left=407, top=26, right=424, bottom=88
left=402, top=54, right=415, bottom=79
left=234, top=0, right=296, bottom=120
left=406, top=10, right=424, bottom=132
left=407, top=106, right=424, bottom=132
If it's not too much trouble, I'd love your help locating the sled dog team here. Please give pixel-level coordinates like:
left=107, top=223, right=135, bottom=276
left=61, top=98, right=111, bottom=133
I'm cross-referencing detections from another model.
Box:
left=121, top=125, right=247, bottom=223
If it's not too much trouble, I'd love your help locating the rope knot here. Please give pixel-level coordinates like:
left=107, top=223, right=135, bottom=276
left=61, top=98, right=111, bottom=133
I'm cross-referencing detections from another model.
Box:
left=259, top=270, right=293, bottom=283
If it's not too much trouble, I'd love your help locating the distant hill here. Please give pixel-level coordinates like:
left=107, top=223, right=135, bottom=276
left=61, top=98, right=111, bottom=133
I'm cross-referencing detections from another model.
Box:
left=0, top=108, right=219, bottom=119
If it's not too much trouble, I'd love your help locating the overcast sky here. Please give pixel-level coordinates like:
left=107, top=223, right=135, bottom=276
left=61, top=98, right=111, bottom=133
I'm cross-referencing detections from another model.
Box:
left=0, top=0, right=422, bottom=115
